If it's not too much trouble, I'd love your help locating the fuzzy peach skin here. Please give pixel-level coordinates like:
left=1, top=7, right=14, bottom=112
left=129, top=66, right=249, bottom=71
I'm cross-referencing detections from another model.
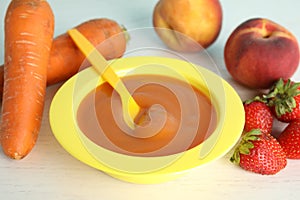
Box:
left=153, top=0, right=222, bottom=52
left=224, top=18, right=300, bottom=89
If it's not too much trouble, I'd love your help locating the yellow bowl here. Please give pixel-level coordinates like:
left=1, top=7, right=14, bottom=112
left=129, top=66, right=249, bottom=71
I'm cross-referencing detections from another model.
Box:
left=49, top=56, right=244, bottom=184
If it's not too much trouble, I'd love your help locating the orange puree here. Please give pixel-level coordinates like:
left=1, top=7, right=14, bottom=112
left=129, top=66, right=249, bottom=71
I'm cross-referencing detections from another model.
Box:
left=77, top=75, right=217, bottom=157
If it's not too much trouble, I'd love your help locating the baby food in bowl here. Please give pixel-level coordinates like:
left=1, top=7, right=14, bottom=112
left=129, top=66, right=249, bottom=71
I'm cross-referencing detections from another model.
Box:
left=77, top=74, right=217, bottom=157
left=49, top=56, right=244, bottom=184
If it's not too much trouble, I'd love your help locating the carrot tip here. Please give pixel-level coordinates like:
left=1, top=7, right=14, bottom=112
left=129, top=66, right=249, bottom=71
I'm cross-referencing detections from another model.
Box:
left=12, top=153, right=24, bottom=160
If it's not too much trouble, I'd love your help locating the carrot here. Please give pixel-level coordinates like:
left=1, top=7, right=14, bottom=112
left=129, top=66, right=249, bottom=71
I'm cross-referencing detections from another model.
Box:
left=0, top=67, right=3, bottom=98
left=0, top=0, right=54, bottom=159
left=0, top=18, right=126, bottom=96
left=47, top=18, right=127, bottom=85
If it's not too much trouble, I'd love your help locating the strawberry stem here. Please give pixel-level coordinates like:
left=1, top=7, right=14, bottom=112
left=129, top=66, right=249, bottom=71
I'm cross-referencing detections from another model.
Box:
left=230, top=129, right=262, bottom=165
left=244, top=96, right=267, bottom=105
left=264, top=79, right=300, bottom=117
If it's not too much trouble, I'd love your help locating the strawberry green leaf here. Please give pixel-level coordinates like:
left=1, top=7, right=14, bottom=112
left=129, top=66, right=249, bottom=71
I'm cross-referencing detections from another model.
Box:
left=230, top=129, right=262, bottom=165
left=286, top=98, right=296, bottom=109
left=230, top=151, right=240, bottom=164
left=239, top=145, right=250, bottom=155
left=266, top=79, right=300, bottom=117
left=244, top=129, right=262, bottom=138
left=244, top=96, right=267, bottom=104
left=290, top=82, right=300, bottom=92
left=246, top=135, right=260, bottom=141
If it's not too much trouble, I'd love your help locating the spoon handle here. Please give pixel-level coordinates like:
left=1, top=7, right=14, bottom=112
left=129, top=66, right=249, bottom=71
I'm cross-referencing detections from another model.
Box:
left=68, top=29, right=140, bottom=129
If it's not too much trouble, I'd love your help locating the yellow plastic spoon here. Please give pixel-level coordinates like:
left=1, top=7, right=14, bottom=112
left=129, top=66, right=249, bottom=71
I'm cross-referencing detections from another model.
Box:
left=67, top=29, right=140, bottom=129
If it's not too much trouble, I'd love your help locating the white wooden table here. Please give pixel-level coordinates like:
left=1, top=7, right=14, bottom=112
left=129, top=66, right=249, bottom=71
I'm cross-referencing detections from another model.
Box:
left=0, top=0, right=300, bottom=199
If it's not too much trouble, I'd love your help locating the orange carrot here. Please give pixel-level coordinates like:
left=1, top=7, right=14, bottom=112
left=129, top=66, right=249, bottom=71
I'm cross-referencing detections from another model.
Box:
left=0, top=0, right=54, bottom=159
left=0, top=18, right=126, bottom=98
left=47, top=18, right=127, bottom=85
left=0, top=67, right=3, bottom=97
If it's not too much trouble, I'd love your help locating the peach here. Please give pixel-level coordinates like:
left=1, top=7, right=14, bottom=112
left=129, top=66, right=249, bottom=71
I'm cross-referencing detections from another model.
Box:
left=153, top=0, right=222, bottom=52
left=224, top=18, right=300, bottom=89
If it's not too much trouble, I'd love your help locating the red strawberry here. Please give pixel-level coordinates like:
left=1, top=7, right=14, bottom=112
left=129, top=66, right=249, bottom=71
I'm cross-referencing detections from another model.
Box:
left=243, top=100, right=273, bottom=135
left=230, top=129, right=287, bottom=175
left=264, top=79, right=300, bottom=122
left=277, top=119, right=300, bottom=159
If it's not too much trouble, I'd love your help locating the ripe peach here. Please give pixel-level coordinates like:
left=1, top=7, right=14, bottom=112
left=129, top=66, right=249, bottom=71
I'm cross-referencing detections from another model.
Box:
left=224, top=18, right=300, bottom=89
left=153, top=0, right=222, bottom=52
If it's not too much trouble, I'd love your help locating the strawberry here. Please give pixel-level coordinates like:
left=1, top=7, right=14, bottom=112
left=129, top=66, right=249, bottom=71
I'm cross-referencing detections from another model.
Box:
left=243, top=100, right=273, bottom=135
left=277, top=119, right=300, bottom=159
left=230, top=129, right=287, bottom=175
left=264, top=79, right=300, bottom=122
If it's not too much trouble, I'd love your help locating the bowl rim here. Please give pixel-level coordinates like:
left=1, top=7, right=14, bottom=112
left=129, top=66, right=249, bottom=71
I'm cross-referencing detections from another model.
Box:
left=49, top=56, right=244, bottom=176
